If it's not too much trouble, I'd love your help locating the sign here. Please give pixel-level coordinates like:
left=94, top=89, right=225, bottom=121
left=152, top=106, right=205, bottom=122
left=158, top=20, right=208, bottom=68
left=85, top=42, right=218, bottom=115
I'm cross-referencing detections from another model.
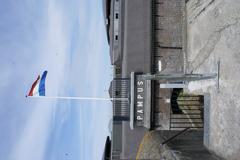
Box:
left=135, top=79, right=144, bottom=126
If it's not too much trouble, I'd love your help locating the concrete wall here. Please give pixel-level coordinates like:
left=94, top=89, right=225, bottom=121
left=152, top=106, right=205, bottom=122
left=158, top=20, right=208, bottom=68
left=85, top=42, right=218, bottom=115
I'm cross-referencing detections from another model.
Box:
left=111, top=122, right=122, bottom=160
left=122, top=0, right=152, bottom=78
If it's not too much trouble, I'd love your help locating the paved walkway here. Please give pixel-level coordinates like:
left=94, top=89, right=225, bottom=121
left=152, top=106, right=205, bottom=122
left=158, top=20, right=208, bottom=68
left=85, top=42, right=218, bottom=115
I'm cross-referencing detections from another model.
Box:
left=186, top=0, right=240, bottom=159
left=136, top=131, right=220, bottom=160
left=135, top=131, right=174, bottom=160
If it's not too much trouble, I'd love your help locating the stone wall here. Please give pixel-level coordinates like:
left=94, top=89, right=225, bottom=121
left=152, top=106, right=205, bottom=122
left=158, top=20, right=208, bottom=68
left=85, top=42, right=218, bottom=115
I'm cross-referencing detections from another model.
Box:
left=153, top=0, right=185, bottom=74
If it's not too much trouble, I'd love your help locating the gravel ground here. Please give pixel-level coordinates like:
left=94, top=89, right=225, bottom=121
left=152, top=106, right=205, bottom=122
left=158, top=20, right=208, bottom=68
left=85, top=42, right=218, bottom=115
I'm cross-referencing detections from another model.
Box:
left=136, top=131, right=220, bottom=160
left=186, top=0, right=240, bottom=159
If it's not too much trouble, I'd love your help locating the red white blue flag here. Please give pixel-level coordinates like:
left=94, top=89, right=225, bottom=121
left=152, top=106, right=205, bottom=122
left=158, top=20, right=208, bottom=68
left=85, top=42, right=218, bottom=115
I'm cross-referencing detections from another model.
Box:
left=27, top=71, right=48, bottom=96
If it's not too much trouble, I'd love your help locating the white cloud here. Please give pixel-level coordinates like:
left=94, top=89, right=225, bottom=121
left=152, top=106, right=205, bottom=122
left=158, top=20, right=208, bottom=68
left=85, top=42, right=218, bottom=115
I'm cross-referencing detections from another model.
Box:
left=71, top=2, right=112, bottom=159
left=8, top=1, right=71, bottom=159
left=10, top=102, right=54, bottom=160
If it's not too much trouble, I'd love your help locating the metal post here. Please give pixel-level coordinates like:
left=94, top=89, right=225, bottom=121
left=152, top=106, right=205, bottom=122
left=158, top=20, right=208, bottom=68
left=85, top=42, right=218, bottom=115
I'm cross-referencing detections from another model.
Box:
left=139, top=73, right=217, bottom=82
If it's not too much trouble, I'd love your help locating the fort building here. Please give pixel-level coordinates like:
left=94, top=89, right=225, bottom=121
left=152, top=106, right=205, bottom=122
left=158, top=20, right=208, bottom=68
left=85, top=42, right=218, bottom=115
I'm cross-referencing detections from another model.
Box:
left=102, top=0, right=218, bottom=159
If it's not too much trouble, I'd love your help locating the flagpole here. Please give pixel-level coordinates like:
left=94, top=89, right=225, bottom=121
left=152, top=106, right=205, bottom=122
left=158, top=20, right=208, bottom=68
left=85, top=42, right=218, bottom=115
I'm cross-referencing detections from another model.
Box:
left=26, top=96, right=129, bottom=101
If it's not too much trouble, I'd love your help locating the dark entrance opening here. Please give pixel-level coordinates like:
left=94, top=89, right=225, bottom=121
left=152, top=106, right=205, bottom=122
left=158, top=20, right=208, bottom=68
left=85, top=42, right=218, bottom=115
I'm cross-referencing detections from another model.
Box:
left=170, top=88, right=204, bottom=129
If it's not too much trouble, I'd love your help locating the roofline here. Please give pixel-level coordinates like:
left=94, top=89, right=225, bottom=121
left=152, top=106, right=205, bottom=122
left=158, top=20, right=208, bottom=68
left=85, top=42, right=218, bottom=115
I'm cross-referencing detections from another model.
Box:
left=102, top=0, right=111, bottom=44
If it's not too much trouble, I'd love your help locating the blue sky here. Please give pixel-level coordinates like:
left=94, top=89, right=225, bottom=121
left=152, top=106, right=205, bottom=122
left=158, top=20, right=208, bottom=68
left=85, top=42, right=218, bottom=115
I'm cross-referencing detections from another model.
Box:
left=0, top=0, right=112, bottom=160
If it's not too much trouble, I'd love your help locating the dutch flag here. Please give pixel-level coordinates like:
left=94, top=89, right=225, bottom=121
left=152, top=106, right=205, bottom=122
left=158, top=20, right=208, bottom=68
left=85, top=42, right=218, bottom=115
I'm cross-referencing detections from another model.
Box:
left=27, top=71, right=48, bottom=97
left=26, top=70, right=128, bottom=101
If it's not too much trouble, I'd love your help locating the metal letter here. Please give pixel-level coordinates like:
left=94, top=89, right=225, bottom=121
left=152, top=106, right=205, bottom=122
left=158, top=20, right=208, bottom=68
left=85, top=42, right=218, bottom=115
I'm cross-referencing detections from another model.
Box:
left=137, top=94, right=143, bottom=99
left=137, top=101, right=143, bottom=107
left=137, top=88, right=143, bottom=93
left=137, top=81, right=144, bottom=86
left=137, top=116, right=143, bottom=120
left=137, top=109, right=143, bottom=114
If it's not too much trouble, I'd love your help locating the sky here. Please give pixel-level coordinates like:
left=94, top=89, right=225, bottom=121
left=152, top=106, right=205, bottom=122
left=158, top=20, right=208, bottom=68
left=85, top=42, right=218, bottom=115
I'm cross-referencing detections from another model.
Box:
left=0, top=0, right=112, bottom=160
